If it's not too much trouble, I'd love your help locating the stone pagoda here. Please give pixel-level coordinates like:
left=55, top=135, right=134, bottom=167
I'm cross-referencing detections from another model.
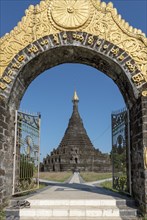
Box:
left=42, top=91, right=111, bottom=172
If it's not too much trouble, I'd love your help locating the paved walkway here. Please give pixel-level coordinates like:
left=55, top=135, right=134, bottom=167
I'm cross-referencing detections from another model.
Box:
left=84, top=178, right=112, bottom=186
left=24, top=178, right=128, bottom=201
left=8, top=175, right=137, bottom=220
left=69, top=172, right=81, bottom=184
left=39, top=174, right=112, bottom=186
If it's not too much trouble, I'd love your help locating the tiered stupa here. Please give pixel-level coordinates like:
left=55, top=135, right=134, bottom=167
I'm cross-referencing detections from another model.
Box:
left=43, top=91, right=111, bottom=172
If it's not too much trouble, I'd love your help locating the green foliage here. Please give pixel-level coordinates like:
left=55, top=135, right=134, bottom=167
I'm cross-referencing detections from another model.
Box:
left=18, top=158, right=36, bottom=192
left=80, top=172, right=112, bottom=182
left=101, top=180, right=113, bottom=190
left=112, top=144, right=126, bottom=170
left=101, top=179, right=128, bottom=197
left=113, top=175, right=127, bottom=191
left=112, top=145, right=128, bottom=192
left=34, top=172, right=72, bottom=182
left=118, top=176, right=127, bottom=191
left=20, top=159, right=34, bottom=180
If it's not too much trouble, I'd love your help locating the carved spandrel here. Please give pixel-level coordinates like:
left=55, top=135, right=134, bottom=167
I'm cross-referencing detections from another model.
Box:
left=0, top=0, right=147, bottom=80
left=0, top=31, right=146, bottom=96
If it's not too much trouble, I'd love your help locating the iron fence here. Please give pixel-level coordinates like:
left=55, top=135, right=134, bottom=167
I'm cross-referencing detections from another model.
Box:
left=12, top=110, right=41, bottom=195
left=111, top=108, right=131, bottom=194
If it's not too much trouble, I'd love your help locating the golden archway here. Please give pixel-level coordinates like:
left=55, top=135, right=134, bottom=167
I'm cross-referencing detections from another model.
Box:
left=0, top=0, right=147, bottom=96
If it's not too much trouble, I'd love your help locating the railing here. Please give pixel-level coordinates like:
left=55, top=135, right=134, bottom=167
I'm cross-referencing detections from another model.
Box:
left=111, top=108, right=131, bottom=194
left=12, top=110, right=41, bottom=195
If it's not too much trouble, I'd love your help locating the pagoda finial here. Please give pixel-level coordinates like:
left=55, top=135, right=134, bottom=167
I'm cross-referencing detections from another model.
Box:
left=72, top=90, right=79, bottom=102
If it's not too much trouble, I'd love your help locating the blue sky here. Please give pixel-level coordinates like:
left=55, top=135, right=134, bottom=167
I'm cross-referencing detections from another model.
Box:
left=0, top=0, right=147, bottom=161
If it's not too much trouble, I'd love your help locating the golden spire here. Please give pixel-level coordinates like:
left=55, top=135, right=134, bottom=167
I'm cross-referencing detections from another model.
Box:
left=72, top=90, right=79, bottom=102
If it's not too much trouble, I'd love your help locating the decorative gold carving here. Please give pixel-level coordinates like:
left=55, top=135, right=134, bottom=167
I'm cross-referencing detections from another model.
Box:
left=7, top=70, right=13, bottom=76
left=18, top=55, right=25, bottom=62
left=144, top=147, right=147, bottom=169
left=40, top=39, right=48, bottom=46
left=63, top=33, right=67, bottom=40
left=3, top=76, right=12, bottom=84
left=12, top=63, right=21, bottom=70
left=28, top=45, right=39, bottom=53
left=49, top=0, right=92, bottom=30
left=0, top=82, right=7, bottom=90
left=88, top=36, right=94, bottom=45
left=86, top=1, right=147, bottom=83
left=142, top=91, right=147, bottom=97
left=126, top=61, right=136, bottom=72
left=103, top=45, right=108, bottom=49
left=132, top=73, right=144, bottom=83
left=97, top=40, right=101, bottom=46
left=72, top=33, right=84, bottom=42
left=0, top=0, right=147, bottom=86
left=52, top=34, right=59, bottom=44
left=111, top=47, right=119, bottom=55
left=118, top=54, right=124, bottom=61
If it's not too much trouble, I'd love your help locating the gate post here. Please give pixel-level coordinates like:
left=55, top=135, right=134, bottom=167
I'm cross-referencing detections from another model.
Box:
left=130, top=96, right=147, bottom=214
left=0, top=98, right=15, bottom=207
left=142, top=96, right=147, bottom=214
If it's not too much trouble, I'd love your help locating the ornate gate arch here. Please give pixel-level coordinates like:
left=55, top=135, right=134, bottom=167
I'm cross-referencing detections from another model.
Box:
left=0, top=0, right=147, bottom=213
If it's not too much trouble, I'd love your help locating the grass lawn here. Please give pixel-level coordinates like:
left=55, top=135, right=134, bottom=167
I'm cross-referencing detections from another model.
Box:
left=80, top=172, right=112, bottom=182
left=100, top=180, right=129, bottom=196
left=36, top=172, right=72, bottom=182
left=100, top=180, right=113, bottom=190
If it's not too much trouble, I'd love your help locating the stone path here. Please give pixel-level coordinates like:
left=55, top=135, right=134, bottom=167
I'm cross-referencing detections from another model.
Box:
left=6, top=176, right=139, bottom=220
left=39, top=174, right=112, bottom=186
left=84, top=178, right=112, bottom=186
left=69, top=172, right=81, bottom=184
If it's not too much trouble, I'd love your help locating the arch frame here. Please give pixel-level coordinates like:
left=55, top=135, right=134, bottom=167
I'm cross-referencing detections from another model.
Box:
left=0, top=0, right=147, bottom=214
left=0, top=0, right=147, bottom=96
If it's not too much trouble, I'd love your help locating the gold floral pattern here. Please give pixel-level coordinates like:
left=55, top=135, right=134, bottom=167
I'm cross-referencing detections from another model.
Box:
left=49, top=0, right=91, bottom=29
left=0, top=0, right=147, bottom=86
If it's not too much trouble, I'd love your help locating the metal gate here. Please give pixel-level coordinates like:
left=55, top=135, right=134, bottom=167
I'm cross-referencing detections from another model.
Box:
left=12, top=110, right=41, bottom=195
left=111, top=108, right=131, bottom=194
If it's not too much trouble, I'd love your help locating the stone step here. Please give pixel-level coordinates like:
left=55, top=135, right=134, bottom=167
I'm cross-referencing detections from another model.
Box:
left=10, top=198, right=137, bottom=207
left=24, top=199, right=117, bottom=206
left=116, top=199, right=137, bottom=207
left=17, top=205, right=137, bottom=218
left=20, top=217, right=123, bottom=220
left=19, top=216, right=140, bottom=220
left=7, top=199, right=139, bottom=220
left=18, top=206, right=119, bottom=218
